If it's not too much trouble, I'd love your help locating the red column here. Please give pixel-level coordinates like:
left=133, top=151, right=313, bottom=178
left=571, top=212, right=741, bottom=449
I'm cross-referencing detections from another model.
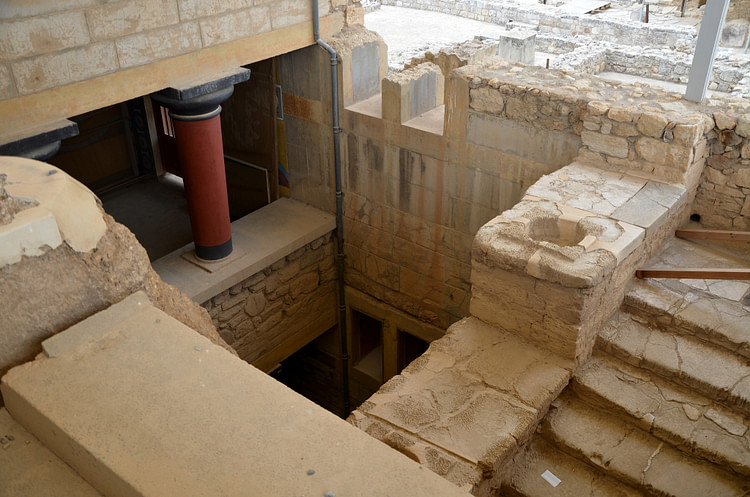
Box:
left=170, top=109, right=232, bottom=260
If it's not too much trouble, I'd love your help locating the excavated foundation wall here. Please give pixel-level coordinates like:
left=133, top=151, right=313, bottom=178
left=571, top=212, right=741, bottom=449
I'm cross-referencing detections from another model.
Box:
left=202, top=233, right=338, bottom=366
left=334, top=32, right=582, bottom=330
left=692, top=115, right=750, bottom=230
left=346, top=57, right=750, bottom=496
left=537, top=37, right=750, bottom=95
left=382, top=0, right=750, bottom=96
left=284, top=25, right=749, bottom=335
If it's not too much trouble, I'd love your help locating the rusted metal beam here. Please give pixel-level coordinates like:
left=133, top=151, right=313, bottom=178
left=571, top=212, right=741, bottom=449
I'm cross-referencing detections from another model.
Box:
left=636, top=268, right=750, bottom=280
left=675, top=229, right=750, bottom=242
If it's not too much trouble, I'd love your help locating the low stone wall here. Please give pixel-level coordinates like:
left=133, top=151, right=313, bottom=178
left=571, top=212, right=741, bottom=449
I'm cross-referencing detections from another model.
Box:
left=692, top=115, right=750, bottom=231
left=536, top=35, right=750, bottom=96
left=381, top=0, right=697, bottom=51
left=202, top=232, right=337, bottom=365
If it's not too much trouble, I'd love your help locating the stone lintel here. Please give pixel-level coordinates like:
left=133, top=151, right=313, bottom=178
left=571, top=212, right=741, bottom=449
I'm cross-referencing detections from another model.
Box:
left=0, top=119, right=78, bottom=160
left=157, top=67, right=251, bottom=102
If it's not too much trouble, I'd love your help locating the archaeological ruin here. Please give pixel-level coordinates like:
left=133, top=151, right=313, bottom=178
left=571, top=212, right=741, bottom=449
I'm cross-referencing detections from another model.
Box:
left=0, top=0, right=749, bottom=495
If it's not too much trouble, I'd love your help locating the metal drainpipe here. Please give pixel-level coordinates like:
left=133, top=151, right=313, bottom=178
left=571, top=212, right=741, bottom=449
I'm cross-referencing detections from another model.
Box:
left=313, top=1, right=351, bottom=416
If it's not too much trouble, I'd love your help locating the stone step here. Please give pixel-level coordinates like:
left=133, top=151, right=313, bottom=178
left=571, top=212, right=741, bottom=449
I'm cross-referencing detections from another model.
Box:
left=571, top=353, right=750, bottom=476
left=504, top=437, right=646, bottom=497
left=597, top=311, right=750, bottom=416
left=348, top=317, right=573, bottom=492
left=624, top=238, right=750, bottom=360
left=0, top=408, right=103, bottom=497
left=1, top=292, right=471, bottom=497
left=541, top=394, right=749, bottom=497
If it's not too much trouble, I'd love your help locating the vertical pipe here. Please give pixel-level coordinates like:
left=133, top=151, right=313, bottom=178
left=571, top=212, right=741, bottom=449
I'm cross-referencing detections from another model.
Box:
left=313, top=0, right=351, bottom=416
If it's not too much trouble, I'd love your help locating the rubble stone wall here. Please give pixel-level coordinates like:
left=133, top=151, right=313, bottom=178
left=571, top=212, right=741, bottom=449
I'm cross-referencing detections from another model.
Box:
left=537, top=36, right=750, bottom=96
left=202, top=232, right=338, bottom=365
left=693, top=115, right=750, bottom=231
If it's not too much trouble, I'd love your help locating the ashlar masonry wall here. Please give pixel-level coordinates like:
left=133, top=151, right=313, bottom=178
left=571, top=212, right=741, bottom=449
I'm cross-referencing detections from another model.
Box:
left=281, top=24, right=750, bottom=365
left=283, top=28, right=585, bottom=331
left=0, top=0, right=360, bottom=140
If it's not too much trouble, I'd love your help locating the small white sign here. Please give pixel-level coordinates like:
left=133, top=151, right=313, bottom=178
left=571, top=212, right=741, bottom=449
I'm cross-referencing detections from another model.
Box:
left=541, top=469, right=561, bottom=487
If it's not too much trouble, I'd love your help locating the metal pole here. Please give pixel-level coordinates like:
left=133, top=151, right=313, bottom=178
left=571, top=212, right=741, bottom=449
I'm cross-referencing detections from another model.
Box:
left=685, top=0, right=731, bottom=102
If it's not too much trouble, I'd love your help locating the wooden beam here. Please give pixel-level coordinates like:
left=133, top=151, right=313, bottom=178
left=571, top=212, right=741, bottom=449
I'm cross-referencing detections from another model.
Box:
left=636, top=268, right=750, bottom=280
left=675, top=229, right=750, bottom=242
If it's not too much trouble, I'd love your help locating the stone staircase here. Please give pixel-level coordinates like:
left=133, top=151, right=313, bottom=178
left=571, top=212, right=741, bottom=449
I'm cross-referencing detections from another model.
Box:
left=506, top=236, right=750, bottom=496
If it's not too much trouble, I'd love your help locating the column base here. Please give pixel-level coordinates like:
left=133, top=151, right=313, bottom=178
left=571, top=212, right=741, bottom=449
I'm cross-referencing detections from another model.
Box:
left=195, top=238, right=233, bottom=261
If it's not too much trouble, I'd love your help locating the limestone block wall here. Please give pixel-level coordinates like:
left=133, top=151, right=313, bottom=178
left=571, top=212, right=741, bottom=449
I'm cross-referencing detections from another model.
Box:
left=693, top=114, right=750, bottom=231
left=0, top=0, right=361, bottom=140
left=202, top=233, right=338, bottom=366
left=284, top=25, right=749, bottom=335
left=577, top=102, right=712, bottom=187
left=340, top=53, right=583, bottom=330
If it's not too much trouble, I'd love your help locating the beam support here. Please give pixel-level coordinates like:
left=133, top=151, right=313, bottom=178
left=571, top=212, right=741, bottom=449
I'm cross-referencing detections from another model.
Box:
left=684, top=0, right=731, bottom=102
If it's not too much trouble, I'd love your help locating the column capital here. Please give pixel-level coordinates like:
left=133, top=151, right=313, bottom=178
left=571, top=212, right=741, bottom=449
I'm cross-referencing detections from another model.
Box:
left=151, top=67, right=251, bottom=118
left=0, top=119, right=79, bottom=161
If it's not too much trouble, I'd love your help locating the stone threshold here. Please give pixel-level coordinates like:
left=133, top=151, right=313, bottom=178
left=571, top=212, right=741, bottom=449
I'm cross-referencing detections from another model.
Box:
left=152, top=197, right=335, bottom=303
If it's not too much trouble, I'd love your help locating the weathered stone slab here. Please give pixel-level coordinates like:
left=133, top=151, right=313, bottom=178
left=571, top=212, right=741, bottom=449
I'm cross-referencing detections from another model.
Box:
left=2, top=293, right=470, bottom=497
left=350, top=317, right=571, bottom=491
left=543, top=394, right=746, bottom=497
left=0, top=408, right=103, bottom=497
left=573, top=354, right=750, bottom=476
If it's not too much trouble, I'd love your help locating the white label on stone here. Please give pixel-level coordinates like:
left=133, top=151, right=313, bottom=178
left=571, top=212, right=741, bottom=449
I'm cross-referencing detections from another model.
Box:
left=541, top=470, right=561, bottom=487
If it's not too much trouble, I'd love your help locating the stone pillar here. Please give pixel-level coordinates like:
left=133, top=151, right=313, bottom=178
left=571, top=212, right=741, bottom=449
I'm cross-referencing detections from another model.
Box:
left=152, top=68, right=250, bottom=261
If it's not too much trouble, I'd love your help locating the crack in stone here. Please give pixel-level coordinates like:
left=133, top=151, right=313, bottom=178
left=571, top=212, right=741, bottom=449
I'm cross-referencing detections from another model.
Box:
left=640, top=441, right=663, bottom=485
left=673, top=335, right=684, bottom=373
